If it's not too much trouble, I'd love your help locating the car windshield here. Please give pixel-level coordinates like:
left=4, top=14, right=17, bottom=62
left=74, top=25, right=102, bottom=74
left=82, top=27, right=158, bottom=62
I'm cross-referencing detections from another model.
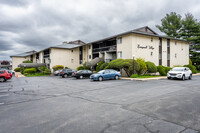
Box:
left=98, top=70, right=105, bottom=74
left=0, top=71, right=5, bottom=74
left=172, top=68, right=184, bottom=71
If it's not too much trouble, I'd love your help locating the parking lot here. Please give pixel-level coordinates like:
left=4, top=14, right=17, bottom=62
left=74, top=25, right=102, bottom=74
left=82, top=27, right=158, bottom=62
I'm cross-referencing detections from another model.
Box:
left=0, top=76, right=200, bottom=133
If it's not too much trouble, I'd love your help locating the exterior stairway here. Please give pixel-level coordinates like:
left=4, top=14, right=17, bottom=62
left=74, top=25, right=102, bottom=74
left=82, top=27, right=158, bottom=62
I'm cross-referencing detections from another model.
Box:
left=86, top=57, right=104, bottom=66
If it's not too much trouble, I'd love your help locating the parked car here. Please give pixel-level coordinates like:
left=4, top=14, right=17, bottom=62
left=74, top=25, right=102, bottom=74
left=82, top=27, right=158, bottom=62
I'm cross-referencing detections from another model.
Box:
left=0, top=70, right=12, bottom=82
left=90, top=69, right=121, bottom=81
left=53, top=70, right=62, bottom=76
left=60, top=69, right=76, bottom=78
left=0, top=68, right=15, bottom=76
left=73, top=70, right=93, bottom=79
left=167, top=67, right=192, bottom=80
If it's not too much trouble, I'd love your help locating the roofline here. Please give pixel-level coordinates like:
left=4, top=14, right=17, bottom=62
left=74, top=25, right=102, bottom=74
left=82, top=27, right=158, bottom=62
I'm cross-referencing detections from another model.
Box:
left=88, top=29, right=188, bottom=44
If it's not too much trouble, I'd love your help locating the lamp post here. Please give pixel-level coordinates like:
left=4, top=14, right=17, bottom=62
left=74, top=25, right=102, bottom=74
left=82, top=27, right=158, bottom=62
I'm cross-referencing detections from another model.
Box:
left=133, top=55, right=135, bottom=74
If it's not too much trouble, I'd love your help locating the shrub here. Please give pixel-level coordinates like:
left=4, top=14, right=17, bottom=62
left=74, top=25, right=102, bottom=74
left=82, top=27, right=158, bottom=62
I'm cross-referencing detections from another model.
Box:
left=24, top=68, right=37, bottom=74
left=14, top=67, right=20, bottom=72
left=52, top=65, right=64, bottom=71
left=184, top=64, right=197, bottom=74
left=157, top=65, right=166, bottom=76
left=38, top=66, right=47, bottom=72
left=65, top=67, right=69, bottom=69
left=108, top=59, right=124, bottom=71
left=164, top=67, right=171, bottom=74
left=43, top=69, right=51, bottom=74
left=100, top=63, right=109, bottom=70
left=130, top=74, right=139, bottom=78
left=77, top=66, right=84, bottom=71
left=145, top=61, right=157, bottom=73
left=96, top=61, right=104, bottom=72
left=23, top=60, right=33, bottom=63
left=189, top=58, right=192, bottom=65
left=135, top=58, right=147, bottom=75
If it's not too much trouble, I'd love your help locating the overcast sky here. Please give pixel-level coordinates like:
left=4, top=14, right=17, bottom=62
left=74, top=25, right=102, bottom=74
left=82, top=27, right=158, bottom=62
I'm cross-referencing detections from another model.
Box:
left=0, top=0, right=200, bottom=60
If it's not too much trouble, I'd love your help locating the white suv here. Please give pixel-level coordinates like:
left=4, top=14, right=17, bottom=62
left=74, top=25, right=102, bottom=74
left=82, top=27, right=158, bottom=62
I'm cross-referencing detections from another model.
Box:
left=167, top=67, right=192, bottom=81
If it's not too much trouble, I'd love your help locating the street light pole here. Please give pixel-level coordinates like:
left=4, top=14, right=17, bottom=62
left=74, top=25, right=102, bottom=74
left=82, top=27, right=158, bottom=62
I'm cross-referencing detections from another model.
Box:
left=133, top=55, right=135, bottom=74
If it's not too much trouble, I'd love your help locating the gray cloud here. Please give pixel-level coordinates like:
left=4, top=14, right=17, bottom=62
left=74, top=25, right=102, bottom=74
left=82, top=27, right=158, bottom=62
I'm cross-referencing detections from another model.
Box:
left=0, top=0, right=200, bottom=60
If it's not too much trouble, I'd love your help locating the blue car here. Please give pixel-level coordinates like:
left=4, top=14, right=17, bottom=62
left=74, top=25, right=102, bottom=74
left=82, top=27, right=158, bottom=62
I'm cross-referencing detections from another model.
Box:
left=90, top=69, right=121, bottom=81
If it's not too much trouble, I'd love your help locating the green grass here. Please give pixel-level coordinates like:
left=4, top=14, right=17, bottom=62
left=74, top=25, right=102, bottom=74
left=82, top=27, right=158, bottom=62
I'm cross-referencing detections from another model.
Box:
left=130, top=74, right=163, bottom=78
left=25, top=73, right=51, bottom=77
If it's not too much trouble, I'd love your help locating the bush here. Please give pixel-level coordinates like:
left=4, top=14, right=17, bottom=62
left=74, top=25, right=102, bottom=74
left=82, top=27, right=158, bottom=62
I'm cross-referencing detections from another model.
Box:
left=14, top=67, right=20, bottom=72
left=43, top=69, right=51, bottom=74
left=189, top=58, right=192, bottom=65
left=96, top=61, right=104, bottom=72
left=145, top=61, right=157, bottom=73
left=23, top=60, right=33, bottom=63
left=100, top=63, right=109, bottom=70
left=65, top=67, right=69, bottom=69
left=157, top=65, right=166, bottom=76
left=108, top=59, right=124, bottom=71
left=135, top=58, right=147, bottom=75
left=164, top=67, right=171, bottom=74
left=184, top=64, right=197, bottom=74
left=52, top=65, right=64, bottom=71
left=77, top=66, right=84, bottom=71
left=38, top=66, right=47, bottom=72
left=24, top=68, right=37, bottom=74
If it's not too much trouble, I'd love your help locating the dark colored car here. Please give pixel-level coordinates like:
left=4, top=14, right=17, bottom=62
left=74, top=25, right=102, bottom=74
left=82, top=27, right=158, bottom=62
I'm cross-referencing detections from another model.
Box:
left=0, top=70, right=12, bottom=82
left=90, top=69, right=121, bottom=81
left=60, top=69, right=76, bottom=78
left=73, top=70, right=93, bottom=79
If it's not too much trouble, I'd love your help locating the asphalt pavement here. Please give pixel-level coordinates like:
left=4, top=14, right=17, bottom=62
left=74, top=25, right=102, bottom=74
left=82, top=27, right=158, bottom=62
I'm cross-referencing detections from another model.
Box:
left=0, top=75, right=200, bottom=133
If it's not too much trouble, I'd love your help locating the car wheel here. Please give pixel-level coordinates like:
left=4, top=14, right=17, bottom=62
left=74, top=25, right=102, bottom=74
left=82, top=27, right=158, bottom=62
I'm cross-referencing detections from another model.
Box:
left=115, top=75, right=119, bottom=80
left=98, top=76, right=103, bottom=81
left=80, top=75, right=83, bottom=79
left=63, top=74, right=68, bottom=78
left=0, top=77, right=6, bottom=82
left=189, top=74, right=192, bottom=80
left=182, top=75, right=185, bottom=81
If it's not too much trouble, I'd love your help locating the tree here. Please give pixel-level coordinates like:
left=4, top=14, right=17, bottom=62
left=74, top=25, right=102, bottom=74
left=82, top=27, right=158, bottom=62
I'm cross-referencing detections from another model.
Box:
left=156, top=12, right=182, bottom=38
left=180, top=13, right=200, bottom=44
left=1, top=60, right=10, bottom=65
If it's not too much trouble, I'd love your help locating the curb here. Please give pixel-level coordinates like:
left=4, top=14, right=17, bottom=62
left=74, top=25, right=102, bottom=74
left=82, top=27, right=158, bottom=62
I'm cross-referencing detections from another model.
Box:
left=121, top=73, right=200, bottom=81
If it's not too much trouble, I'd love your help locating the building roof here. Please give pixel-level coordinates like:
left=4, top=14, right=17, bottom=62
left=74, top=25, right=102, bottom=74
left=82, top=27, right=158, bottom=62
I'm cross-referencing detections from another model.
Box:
left=89, top=26, right=188, bottom=44
left=10, top=50, right=37, bottom=57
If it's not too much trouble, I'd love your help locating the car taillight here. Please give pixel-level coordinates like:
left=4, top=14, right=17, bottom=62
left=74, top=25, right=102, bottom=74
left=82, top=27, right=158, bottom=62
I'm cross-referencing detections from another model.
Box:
left=61, top=71, right=63, bottom=74
left=74, top=73, right=76, bottom=75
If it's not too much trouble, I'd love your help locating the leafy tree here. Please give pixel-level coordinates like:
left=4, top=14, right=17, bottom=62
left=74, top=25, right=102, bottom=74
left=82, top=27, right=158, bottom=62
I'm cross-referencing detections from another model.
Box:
left=156, top=12, right=182, bottom=38
left=180, top=13, right=200, bottom=44
left=1, top=60, right=10, bottom=65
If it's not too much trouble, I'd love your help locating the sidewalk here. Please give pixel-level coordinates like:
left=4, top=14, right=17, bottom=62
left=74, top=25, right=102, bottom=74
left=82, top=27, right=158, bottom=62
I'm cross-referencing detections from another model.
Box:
left=15, top=72, right=25, bottom=78
left=121, top=73, right=200, bottom=81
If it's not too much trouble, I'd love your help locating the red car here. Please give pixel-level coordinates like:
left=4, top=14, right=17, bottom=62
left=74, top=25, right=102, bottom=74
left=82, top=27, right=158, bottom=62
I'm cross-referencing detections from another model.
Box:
left=0, top=70, right=12, bottom=82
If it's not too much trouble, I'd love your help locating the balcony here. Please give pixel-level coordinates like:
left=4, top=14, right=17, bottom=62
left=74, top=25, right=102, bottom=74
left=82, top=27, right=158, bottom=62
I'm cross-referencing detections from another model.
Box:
left=92, top=45, right=116, bottom=53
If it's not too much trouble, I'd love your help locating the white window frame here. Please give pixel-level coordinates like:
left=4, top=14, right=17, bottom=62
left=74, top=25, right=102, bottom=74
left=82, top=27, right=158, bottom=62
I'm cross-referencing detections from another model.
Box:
left=117, top=51, right=122, bottom=58
left=117, top=37, right=122, bottom=44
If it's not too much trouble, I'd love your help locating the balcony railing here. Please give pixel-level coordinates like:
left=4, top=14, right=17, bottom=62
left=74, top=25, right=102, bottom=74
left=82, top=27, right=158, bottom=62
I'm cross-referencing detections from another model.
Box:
left=43, top=54, right=50, bottom=58
left=93, top=45, right=116, bottom=53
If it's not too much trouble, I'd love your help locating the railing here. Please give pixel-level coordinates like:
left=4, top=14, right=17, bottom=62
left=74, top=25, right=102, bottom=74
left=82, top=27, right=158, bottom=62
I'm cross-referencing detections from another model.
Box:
left=92, top=45, right=116, bottom=53
left=43, top=54, right=50, bottom=58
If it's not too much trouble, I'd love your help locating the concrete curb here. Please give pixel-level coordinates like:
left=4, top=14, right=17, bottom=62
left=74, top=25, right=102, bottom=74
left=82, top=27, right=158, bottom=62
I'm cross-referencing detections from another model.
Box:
left=121, top=73, right=200, bottom=81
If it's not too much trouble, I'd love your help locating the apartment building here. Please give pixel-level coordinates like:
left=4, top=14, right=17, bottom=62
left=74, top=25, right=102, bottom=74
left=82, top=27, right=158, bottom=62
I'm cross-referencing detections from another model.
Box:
left=11, top=26, right=189, bottom=71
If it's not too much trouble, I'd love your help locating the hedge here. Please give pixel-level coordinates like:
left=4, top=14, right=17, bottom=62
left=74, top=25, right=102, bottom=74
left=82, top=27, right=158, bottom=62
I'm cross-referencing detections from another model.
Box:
left=23, top=60, right=33, bottom=63
left=184, top=64, right=197, bottom=74
left=145, top=61, right=157, bottom=73
left=96, top=61, right=104, bottom=72
left=14, top=67, right=20, bottom=72
left=52, top=65, right=64, bottom=71
left=157, top=65, right=166, bottom=76
left=24, top=68, right=37, bottom=74
left=77, top=66, right=84, bottom=71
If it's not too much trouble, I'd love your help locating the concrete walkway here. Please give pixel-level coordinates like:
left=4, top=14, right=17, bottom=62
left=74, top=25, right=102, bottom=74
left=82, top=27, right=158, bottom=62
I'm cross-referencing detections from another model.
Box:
left=121, top=73, right=200, bottom=81
left=15, top=72, right=25, bottom=78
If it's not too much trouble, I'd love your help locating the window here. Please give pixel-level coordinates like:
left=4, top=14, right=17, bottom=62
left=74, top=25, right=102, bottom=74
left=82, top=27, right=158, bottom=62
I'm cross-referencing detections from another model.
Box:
left=89, top=45, right=91, bottom=49
left=151, top=52, right=153, bottom=56
left=117, top=37, right=122, bottom=44
left=175, top=53, right=177, bottom=58
left=89, top=55, right=91, bottom=59
left=71, top=59, right=74, bottom=63
left=118, top=51, right=122, bottom=58
left=71, top=50, right=73, bottom=53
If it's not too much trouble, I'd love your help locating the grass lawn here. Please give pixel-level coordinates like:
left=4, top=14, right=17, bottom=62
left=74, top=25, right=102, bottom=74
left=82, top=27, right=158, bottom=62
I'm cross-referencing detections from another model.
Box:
left=130, top=74, right=164, bottom=78
left=25, top=73, right=51, bottom=77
